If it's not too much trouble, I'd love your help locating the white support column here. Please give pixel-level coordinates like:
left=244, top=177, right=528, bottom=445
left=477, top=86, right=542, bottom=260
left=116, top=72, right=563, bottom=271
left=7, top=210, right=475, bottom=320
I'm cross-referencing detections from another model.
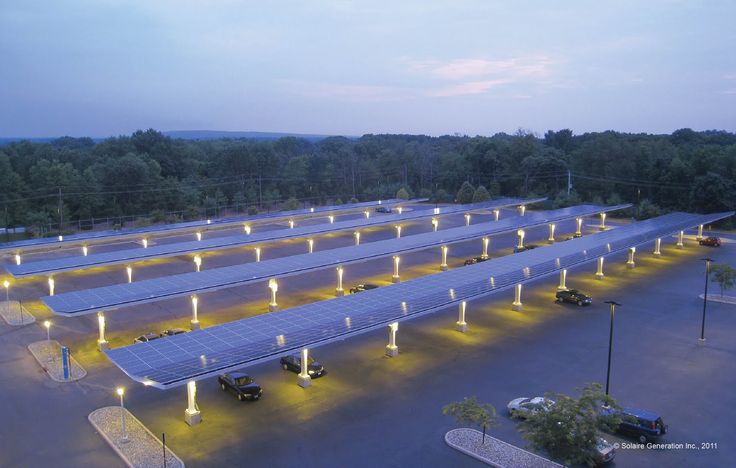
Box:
left=364, top=210, right=370, bottom=219
left=431, top=217, right=439, bottom=232
left=697, top=224, right=704, bottom=240
left=190, top=295, right=200, bottom=330
left=511, top=283, right=523, bottom=311
left=575, top=217, right=583, bottom=236
left=335, top=266, right=345, bottom=297
left=626, top=247, right=636, bottom=268
left=193, top=255, right=202, bottom=272
left=397, top=206, right=403, bottom=215
left=328, top=215, right=334, bottom=224
left=653, top=238, right=662, bottom=256
left=48, top=277, right=55, bottom=296
left=97, top=311, right=109, bottom=351
left=184, top=380, right=201, bottom=425
left=464, top=214, right=471, bottom=226
left=440, top=246, right=449, bottom=271
left=288, top=219, right=295, bottom=229
left=354, top=231, right=361, bottom=246
left=455, top=301, right=467, bottom=333
left=196, top=231, right=202, bottom=241
left=82, top=245, right=89, bottom=256
left=255, top=247, right=261, bottom=262
left=481, top=237, right=490, bottom=260
left=493, top=209, right=500, bottom=221
left=142, top=238, right=148, bottom=249
left=298, top=348, right=312, bottom=388
left=268, top=278, right=279, bottom=312
left=599, top=212, right=607, bottom=231
left=15, top=254, right=21, bottom=266
left=595, top=257, right=605, bottom=280
left=677, top=230, right=684, bottom=249
left=516, top=229, right=525, bottom=250
left=126, top=265, right=133, bottom=283
left=557, top=269, right=568, bottom=291
left=243, top=224, right=251, bottom=235
left=308, top=239, right=314, bottom=254
left=392, top=256, right=401, bottom=283
left=385, top=322, right=399, bottom=357
left=518, top=205, right=526, bottom=216
left=395, top=225, right=402, bottom=239
left=548, top=224, right=556, bottom=243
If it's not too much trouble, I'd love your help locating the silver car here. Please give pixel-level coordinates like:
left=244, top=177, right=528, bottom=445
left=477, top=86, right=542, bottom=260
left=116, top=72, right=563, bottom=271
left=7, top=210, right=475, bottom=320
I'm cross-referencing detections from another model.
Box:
left=507, top=396, right=555, bottom=418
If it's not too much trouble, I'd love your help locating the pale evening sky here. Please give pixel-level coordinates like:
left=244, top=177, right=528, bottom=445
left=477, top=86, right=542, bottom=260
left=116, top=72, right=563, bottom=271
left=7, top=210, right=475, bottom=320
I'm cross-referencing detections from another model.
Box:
left=1, top=0, right=734, bottom=138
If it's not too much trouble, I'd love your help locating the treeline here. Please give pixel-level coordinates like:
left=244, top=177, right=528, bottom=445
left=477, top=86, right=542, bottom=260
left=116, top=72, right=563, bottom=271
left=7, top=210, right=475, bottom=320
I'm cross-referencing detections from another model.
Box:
left=1, top=128, right=735, bottom=237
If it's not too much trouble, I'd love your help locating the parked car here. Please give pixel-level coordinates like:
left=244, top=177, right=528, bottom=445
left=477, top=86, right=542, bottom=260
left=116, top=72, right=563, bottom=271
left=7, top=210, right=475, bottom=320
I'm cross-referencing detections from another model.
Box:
left=133, top=332, right=161, bottom=344
left=350, top=283, right=379, bottom=294
left=555, top=289, right=592, bottom=306
left=375, top=206, right=392, bottom=213
left=507, top=396, right=555, bottom=418
left=280, top=354, right=325, bottom=377
left=699, top=236, right=721, bottom=247
left=464, top=256, right=488, bottom=266
left=602, top=407, right=668, bottom=443
left=218, top=372, right=263, bottom=401
left=514, top=244, right=540, bottom=253
left=160, top=328, right=188, bottom=337
left=593, top=437, right=616, bottom=465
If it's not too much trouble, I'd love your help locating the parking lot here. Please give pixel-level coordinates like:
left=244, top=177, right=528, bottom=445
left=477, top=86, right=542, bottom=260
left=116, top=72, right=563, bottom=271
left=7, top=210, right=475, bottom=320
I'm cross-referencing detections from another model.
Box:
left=0, top=207, right=733, bottom=467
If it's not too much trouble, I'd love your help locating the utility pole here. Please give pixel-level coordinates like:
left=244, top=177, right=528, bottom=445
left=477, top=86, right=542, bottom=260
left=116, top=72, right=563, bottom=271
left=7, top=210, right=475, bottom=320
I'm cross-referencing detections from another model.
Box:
left=58, top=188, right=63, bottom=236
left=567, top=170, right=572, bottom=196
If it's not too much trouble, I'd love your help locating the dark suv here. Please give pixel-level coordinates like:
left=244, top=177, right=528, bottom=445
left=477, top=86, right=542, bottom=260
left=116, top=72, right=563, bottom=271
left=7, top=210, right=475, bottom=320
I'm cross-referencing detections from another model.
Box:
left=555, top=289, right=592, bottom=306
left=350, top=283, right=379, bottom=294
left=464, top=256, right=488, bottom=266
left=514, top=244, right=539, bottom=253
left=218, top=372, right=263, bottom=401
left=606, top=407, right=667, bottom=443
left=280, top=354, right=325, bottom=377
left=375, top=206, right=392, bottom=213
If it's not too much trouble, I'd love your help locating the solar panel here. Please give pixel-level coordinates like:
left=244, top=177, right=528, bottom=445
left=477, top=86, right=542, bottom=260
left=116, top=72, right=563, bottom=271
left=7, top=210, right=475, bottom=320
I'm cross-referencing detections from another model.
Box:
left=44, top=204, right=628, bottom=315
left=9, top=197, right=543, bottom=277
left=105, top=210, right=732, bottom=389
left=0, top=198, right=419, bottom=253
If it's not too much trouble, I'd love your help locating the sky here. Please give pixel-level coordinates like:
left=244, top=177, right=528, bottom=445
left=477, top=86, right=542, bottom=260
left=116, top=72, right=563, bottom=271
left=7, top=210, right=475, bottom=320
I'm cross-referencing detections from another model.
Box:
left=1, top=0, right=735, bottom=138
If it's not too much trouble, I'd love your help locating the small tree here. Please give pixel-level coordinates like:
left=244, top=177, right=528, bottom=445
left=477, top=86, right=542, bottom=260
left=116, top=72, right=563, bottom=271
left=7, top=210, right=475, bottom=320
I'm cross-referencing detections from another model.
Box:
left=472, top=185, right=491, bottom=203
left=520, top=383, right=623, bottom=467
left=396, top=187, right=410, bottom=200
left=443, top=396, right=497, bottom=444
left=456, top=181, right=475, bottom=204
left=283, top=197, right=300, bottom=211
left=711, top=264, right=736, bottom=297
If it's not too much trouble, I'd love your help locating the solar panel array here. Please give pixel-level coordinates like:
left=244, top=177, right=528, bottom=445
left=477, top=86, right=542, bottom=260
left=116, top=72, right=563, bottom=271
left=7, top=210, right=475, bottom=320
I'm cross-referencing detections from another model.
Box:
left=9, top=197, right=541, bottom=277
left=106, top=210, right=733, bottom=388
left=44, top=204, right=627, bottom=315
left=0, top=198, right=415, bottom=253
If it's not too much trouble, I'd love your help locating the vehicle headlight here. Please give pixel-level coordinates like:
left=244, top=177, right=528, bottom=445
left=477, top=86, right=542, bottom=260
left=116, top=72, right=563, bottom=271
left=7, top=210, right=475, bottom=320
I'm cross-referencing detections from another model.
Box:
left=308, top=370, right=315, bottom=375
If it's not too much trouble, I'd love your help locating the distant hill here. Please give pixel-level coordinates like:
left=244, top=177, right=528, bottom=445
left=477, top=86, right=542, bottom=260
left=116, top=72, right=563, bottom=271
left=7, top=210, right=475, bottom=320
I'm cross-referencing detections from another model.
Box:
left=163, top=130, right=347, bottom=142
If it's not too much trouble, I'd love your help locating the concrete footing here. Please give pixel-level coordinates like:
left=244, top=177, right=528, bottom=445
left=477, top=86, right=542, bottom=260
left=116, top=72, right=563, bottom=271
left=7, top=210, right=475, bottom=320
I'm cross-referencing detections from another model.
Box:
left=385, top=345, right=399, bottom=357
left=297, top=374, right=312, bottom=388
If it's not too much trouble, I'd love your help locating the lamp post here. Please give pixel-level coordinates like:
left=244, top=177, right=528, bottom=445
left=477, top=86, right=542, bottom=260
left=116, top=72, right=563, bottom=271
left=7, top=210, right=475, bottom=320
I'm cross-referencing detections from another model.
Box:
left=700, top=257, right=714, bottom=342
left=117, top=387, right=128, bottom=443
left=603, top=301, right=621, bottom=397
left=43, top=320, right=52, bottom=361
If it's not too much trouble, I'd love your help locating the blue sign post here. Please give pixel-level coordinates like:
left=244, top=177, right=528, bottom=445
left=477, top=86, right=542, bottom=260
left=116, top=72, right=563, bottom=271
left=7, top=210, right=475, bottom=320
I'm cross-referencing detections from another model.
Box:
left=61, top=346, right=70, bottom=380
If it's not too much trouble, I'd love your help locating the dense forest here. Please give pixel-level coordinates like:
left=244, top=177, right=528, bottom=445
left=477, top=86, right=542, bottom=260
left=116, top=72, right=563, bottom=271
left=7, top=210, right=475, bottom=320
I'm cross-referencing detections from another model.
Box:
left=1, top=128, right=735, bottom=238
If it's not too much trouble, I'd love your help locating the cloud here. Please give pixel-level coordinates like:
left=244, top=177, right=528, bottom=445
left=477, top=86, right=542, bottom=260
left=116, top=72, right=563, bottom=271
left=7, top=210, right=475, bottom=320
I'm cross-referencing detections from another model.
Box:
left=428, top=79, right=510, bottom=97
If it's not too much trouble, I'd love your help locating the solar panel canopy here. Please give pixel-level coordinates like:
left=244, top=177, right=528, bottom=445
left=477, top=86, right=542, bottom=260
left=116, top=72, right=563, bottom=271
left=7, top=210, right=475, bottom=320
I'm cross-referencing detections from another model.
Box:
left=105, top=210, right=732, bottom=389
left=43, top=204, right=628, bottom=316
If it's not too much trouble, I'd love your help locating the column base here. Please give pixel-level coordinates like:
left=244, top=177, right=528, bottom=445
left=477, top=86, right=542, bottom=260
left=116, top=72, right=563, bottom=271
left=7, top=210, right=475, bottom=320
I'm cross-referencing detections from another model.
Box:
left=440, top=265, right=448, bottom=271
left=297, top=374, right=312, bottom=388
left=184, top=409, right=201, bottom=426
left=268, top=304, right=278, bottom=312
left=480, top=255, right=489, bottom=260
left=626, top=262, right=635, bottom=269
left=97, top=340, right=109, bottom=351
left=557, top=286, right=568, bottom=291
left=190, top=320, right=201, bottom=330
left=652, top=251, right=661, bottom=256
left=511, top=302, right=523, bottom=312
left=698, top=337, right=706, bottom=345
left=385, top=345, right=399, bottom=357
left=676, top=244, right=684, bottom=249
left=595, top=273, right=604, bottom=280
left=547, top=239, right=555, bottom=244
left=455, top=322, right=468, bottom=333
left=335, top=289, right=345, bottom=297
left=391, top=276, right=401, bottom=284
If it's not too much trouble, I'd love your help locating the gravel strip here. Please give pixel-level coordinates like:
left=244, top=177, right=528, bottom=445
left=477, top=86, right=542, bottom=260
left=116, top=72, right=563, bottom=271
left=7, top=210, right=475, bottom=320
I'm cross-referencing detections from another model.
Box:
left=0, top=301, right=35, bottom=325
left=89, top=407, right=185, bottom=468
left=27, top=340, right=87, bottom=382
left=445, top=428, right=562, bottom=468
left=699, top=293, right=736, bottom=305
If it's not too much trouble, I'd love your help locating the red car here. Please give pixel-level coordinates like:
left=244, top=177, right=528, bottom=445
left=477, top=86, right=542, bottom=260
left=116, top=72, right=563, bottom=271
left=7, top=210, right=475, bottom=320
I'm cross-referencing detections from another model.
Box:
left=699, top=236, right=721, bottom=247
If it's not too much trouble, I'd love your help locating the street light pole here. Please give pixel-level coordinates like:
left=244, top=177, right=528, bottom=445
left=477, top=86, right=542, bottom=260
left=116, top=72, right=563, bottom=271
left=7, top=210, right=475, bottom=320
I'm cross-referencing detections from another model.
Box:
left=603, top=301, right=622, bottom=397
left=117, top=387, right=128, bottom=443
left=700, top=258, right=714, bottom=342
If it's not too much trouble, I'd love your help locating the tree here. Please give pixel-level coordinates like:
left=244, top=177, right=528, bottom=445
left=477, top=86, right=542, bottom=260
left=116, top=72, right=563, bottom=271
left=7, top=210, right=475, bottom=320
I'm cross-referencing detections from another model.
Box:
left=472, top=185, right=491, bottom=203
left=520, top=383, right=623, bottom=467
left=443, top=396, right=497, bottom=444
left=283, top=197, right=300, bottom=210
left=711, top=264, right=736, bottom=296
left=456, top=181, right=475, bottom=204
left=396, top=187, right=410, bottom=200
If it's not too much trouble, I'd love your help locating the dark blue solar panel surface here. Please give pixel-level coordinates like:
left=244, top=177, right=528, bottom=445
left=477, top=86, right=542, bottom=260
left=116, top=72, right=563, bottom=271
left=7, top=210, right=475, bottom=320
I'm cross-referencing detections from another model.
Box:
left=9, top=198, right=541, bottom=277
left=0, top=198, right=415, bottom=252
left=44, top=204, right=627, bottom=315
left=105, top=210, right=733, bottom=388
